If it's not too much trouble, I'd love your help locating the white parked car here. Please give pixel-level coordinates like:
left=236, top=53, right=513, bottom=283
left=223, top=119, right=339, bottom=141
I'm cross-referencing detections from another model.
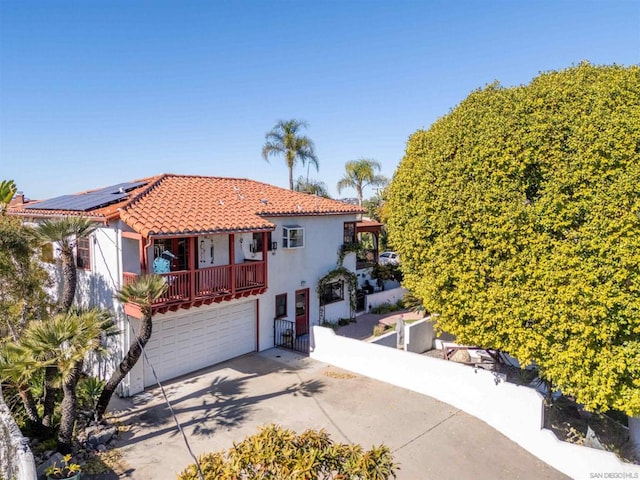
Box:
left=378, top=251, right=399, bottom=266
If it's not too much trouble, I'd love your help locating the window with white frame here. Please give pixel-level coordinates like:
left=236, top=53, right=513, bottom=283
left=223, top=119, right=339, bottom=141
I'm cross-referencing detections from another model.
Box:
left=282, top=226, right=304, bottom=249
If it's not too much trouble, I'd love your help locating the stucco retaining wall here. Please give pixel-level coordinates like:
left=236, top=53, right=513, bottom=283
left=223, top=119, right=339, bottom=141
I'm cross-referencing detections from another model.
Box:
left=0, top=389, right=37, bottom=480
left=364, top=287, right=407, bottom=311
left=311, top=326, right=640, bottom=480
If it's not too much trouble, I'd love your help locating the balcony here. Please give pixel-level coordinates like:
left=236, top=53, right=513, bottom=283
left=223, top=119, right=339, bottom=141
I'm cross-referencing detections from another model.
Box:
left=122, top=260, right=266, bottom=316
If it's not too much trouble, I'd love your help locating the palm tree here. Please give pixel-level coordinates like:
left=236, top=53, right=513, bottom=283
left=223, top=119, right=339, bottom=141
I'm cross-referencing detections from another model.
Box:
left=30, top=216, right=96, bottom=429
left=0, top=346, right=41, bottom=427
left=262, top=119, right=319, bottom=190
left=336, top=158, right=388, bottom=206
left=95, top=275, right=168, bottom=419
left=4, top=309, right=114, bottom=450
left=0, top=179, right=17, bottom=214
left=294, top=176, right=330, bottom=198
left=31, top=216, right=96, bottom=312
left=56, top=309, right=114, bottom=452
left=0, top=216, right=50, bottom=337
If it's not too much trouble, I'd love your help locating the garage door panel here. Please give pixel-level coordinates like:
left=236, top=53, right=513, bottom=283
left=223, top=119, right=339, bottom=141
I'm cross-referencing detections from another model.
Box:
left=143, top=300, right=256, bottom=387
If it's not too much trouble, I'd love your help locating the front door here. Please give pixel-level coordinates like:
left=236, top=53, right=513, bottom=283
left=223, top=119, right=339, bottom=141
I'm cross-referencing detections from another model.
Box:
left=295, top=289, right=309, bottom=336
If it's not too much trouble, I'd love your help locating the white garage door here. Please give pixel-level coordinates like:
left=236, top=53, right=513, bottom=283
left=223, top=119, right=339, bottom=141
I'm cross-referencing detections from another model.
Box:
left=143, top=300, right=256, bottom=387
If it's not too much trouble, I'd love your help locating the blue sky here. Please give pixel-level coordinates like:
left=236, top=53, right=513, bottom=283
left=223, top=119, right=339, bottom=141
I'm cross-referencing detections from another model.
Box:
left=1, top=1, right=639, bottom=200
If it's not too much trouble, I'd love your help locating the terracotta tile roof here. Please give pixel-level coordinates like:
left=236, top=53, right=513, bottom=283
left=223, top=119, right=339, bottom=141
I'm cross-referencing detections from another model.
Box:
left=121, top=174, right=364, bottom=236
left=10, top=173, right=364, bottom=236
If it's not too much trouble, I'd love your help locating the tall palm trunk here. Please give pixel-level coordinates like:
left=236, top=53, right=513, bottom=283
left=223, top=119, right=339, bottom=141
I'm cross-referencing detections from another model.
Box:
left=59, top=249, right=77, bottom=312
left=58, top=360, right=82, bottom=453
left=96, top=316, right=152, bottom=419
left=17, top=384, right=40, bottom=425
left=42, top=365, right=58, bottom=429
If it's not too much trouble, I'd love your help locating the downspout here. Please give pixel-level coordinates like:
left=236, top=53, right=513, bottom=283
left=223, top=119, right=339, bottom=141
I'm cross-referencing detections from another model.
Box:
left=256, top=298, right=260, bottom=352
left=115, top=223, right=122, bottom=289
left=110, top=223, right=123, bottom=383
left=262, top=231, right=268, bottom=290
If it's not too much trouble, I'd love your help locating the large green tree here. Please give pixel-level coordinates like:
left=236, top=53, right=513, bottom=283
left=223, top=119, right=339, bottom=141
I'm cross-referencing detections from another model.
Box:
left=387, top=63, right=640, bottom=416
left=337, top=158, right=387, bottom=206
left=0, top=215, right=51, bottom=434
left=262, top=119, right=319, bottom=190
left=0, top=215, right=50, bottom=338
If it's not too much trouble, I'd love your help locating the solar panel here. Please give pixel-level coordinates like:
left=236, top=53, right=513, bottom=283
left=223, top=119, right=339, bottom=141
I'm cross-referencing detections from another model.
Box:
left=91, top=181, right=147, bottom=195
left=25, top=181, right=148, bottom=211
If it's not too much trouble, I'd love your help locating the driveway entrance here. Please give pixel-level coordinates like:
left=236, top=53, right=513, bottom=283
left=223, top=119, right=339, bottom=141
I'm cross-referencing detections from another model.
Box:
left=108, top=349, right=568, bottom=479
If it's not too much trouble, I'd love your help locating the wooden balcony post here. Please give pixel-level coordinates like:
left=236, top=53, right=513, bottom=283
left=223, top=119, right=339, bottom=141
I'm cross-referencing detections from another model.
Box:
left=189, top=236, right=196, bottom=301
left=229, top=234, right=236, bottom=295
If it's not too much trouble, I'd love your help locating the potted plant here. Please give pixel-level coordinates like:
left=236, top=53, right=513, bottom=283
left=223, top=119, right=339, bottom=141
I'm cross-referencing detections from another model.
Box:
left=45, top=454, right=82, bottom=480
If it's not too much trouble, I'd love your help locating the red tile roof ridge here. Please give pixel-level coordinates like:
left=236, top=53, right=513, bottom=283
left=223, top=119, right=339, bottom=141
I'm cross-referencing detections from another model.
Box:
left=120, top=174, right=364, bottom=236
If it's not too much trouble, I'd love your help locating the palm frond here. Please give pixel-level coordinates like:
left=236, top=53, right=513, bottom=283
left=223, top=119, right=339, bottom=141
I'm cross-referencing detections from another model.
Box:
left=116, top=275, right=168, bottom=314
left=31, top=216, right=97, bottom=250
left=262, top=119, right=319, bottom=188
left=0, top=179, right=17, bottom=210
left=3, top=309, right=114, bottom=376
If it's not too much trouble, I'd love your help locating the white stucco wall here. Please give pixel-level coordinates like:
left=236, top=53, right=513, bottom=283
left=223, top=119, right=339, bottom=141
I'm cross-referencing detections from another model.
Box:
left=75, top=226, right=121, bottom=310
left=75, top=223, right=128, bottom=382
left=257, top=214, right=358, bottom=350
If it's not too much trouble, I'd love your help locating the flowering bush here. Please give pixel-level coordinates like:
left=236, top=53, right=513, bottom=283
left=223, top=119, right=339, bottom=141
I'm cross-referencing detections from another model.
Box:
left=45, top=454, right=81, bottom=479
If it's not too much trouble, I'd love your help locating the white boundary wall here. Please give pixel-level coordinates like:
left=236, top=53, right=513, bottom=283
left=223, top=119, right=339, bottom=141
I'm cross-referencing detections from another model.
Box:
left=0, top=389, right=37, bottom=480
left=403, top=317, right=434, bottom=353
left=365, top=287, right=407, bottom=312
left=311, top=326, right=640, bottom=480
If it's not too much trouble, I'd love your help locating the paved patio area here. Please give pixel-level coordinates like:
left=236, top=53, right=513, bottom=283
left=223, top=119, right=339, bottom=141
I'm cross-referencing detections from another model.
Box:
left=334, top=310, right=424, bottom=340
left=104, top=348, right=568, bottom=479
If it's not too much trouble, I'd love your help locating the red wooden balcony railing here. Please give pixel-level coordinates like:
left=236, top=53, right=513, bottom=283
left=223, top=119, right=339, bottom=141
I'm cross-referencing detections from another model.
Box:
left=122, top=261, right=266, bottom=310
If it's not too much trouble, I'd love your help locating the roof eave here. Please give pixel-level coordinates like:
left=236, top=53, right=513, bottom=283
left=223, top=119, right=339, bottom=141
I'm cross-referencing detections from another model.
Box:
left=7, top=210, right=109, bottom=223
left=143, top=226, right=276, bottom=239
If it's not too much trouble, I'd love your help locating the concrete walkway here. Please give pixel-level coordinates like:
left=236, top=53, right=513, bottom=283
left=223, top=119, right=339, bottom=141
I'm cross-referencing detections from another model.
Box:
left=104, top=349, right=567, bottom=479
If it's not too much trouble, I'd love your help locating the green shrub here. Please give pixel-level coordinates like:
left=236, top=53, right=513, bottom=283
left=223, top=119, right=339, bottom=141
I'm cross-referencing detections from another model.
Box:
left=372, top=324, right=388, bottom=337
left=178, top=424, right=397, bottom=480
left=77, top=376, right=105, bottom=412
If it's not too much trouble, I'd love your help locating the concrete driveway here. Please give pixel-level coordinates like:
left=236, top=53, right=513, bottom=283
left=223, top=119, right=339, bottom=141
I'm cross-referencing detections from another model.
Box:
left=107, top=348, right=568, bottom=479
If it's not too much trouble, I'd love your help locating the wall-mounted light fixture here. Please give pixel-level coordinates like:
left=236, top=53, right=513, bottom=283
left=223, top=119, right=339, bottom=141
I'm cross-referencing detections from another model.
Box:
left=301, top=280, right=307, bottom=287
left=271, top=241, right=278, bottom=255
